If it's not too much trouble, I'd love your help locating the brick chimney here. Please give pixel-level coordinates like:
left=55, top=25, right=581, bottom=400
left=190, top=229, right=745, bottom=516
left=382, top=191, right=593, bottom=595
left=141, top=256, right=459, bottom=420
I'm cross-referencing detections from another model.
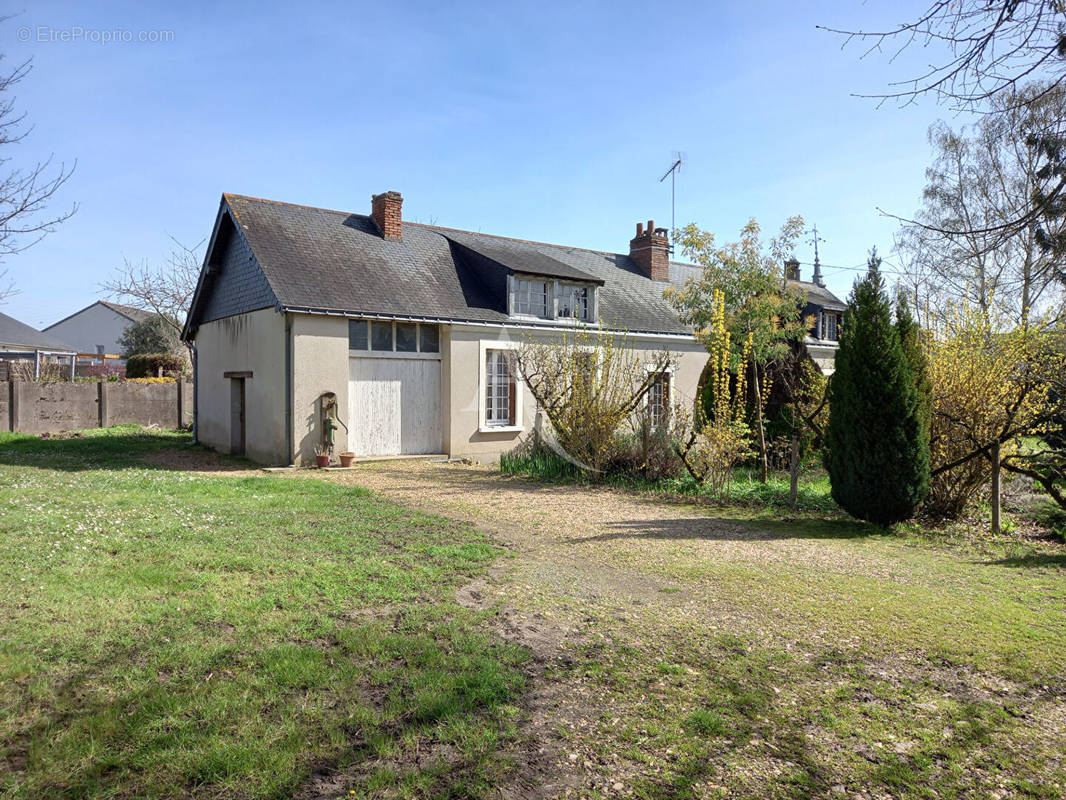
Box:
left=371, top=191, right=403, bottom=241
left=629, top=219, right=670, bottom=281
left=784, top=258, right=800, bottom=282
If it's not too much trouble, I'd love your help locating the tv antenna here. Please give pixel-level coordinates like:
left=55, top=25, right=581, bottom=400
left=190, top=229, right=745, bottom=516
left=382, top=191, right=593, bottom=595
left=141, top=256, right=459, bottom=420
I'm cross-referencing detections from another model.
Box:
left=808, top=225, right=826, bottom=287
left=659, top=151, right=685, bottom=239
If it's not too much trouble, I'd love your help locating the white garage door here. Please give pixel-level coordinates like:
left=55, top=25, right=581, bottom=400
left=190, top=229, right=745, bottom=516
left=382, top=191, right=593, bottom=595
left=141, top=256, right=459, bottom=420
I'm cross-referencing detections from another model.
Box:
left=348, top=357, right=441, bottom=456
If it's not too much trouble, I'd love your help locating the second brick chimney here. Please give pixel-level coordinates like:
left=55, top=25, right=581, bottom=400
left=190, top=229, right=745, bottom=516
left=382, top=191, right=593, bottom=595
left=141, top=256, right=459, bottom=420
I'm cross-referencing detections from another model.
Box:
left=371, top=191, right=403, bottom=241
left=784, top=258, right=801, bottom=282
left=629, top=220, right=670, bottom=281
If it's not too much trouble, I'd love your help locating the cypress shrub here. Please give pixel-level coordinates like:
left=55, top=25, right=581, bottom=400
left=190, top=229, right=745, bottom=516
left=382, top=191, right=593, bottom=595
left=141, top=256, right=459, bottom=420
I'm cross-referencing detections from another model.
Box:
left=825, top=253, right=930, bottom=525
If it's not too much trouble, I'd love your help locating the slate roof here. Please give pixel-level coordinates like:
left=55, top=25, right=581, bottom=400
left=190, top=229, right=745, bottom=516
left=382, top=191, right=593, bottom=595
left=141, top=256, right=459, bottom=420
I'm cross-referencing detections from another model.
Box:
left=187, top=194, right=694, bottom=337
left=98, top=301, right=153, bottom=322
left=0, top=311, right=77, bottom=351
left=44, top=300, right=152, bottom=331
left=788, top=279, right=845, bottom=309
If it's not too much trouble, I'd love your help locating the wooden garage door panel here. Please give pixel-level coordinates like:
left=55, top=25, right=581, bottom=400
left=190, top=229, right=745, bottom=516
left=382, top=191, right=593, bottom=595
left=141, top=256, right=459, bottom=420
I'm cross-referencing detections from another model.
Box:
left=349, top=358, right=441, bottom=456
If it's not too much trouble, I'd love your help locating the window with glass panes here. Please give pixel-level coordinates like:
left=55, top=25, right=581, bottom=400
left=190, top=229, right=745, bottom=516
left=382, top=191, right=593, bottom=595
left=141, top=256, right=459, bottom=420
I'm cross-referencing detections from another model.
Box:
left=514, top=278, right=549, bottom=318
left=821, top=312, right=840, bottom=341
left=647, top=371, right=670, bottom=427
left=558, top=284, right=589, bottom=320
left=485, top=350, right=514, bottom=426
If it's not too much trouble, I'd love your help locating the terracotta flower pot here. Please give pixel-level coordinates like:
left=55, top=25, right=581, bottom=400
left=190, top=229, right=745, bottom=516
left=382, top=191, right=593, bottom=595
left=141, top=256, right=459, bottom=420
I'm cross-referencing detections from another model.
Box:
left=315, top=454, right=331, bottom=468
left=338, top=452, right=356, bottom=467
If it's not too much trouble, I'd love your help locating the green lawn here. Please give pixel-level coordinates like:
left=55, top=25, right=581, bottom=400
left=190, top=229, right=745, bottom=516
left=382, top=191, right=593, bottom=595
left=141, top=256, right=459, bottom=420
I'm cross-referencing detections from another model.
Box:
left=0, top=428, right=527, bottom=799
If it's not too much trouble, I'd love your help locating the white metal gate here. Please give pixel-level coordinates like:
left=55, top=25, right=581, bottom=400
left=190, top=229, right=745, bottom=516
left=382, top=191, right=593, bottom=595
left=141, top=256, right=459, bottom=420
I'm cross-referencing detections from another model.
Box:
left=348, top=357, right=441, bottom=455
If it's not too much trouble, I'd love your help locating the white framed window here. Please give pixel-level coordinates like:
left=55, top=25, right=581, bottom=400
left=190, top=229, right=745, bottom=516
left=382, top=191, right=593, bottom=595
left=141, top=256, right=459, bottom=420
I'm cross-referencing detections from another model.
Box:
left=349, top=320, right=441, bottom=357
left=479, top=342, right=523, bottom=432
left=558, top=284, right=589, bottom=320
left=820, top=312, right=840, bottom=341
left=514, top=278, right=550, bottom=318
left=509, top=276, right=595, bottom=323
left=647, top=370, right=671, bottom=428
left=485, top=350, right=514, bottom=426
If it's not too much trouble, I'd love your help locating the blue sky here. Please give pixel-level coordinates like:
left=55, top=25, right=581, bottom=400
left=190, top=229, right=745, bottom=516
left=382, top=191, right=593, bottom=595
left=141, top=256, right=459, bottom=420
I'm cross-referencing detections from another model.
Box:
left=6, top=0, right=964, bottom=327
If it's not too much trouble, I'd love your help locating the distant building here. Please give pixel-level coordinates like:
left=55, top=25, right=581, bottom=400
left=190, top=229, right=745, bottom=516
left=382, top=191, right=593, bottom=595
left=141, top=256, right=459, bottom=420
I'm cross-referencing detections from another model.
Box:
left=784, top=257, right=845, bottom=374
left=0, top=311, right=77, bottom=379
left=44, top=300, right=152, bottom=358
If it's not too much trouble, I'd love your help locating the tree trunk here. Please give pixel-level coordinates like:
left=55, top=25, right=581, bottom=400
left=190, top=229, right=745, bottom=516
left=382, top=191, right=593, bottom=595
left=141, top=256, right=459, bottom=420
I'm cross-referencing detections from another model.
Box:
left=991, top=440, right=1001, bottom=535
left=752, top=361, right=768, bottom=483
left=789, top=433, right=800, bottom=509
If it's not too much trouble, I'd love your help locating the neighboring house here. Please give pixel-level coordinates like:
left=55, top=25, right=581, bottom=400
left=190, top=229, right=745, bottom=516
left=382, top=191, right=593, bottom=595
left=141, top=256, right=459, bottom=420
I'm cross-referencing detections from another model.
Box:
left=0, top=311, right=77, bottom=379
left=182, top=191, right=708, bottom=465
left=44, top=300, right=152, bottom=358
left=785, top=257, right=845, bottom=374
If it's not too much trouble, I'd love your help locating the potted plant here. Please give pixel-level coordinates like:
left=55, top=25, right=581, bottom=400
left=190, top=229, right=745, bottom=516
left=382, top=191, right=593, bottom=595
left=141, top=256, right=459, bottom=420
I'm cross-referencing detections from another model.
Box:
left=338, top=451, right=356, bottom=468
left=314, top=445, right=331, bottom=468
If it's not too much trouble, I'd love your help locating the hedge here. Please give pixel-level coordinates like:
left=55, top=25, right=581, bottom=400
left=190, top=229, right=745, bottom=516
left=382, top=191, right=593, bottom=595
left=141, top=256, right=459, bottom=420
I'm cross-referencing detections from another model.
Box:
left=126, top=353, right=187, bottom=379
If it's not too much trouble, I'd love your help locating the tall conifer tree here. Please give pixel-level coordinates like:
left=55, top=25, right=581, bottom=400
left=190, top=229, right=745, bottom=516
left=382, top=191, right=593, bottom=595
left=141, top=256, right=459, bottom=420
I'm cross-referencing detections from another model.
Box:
left=825, top=251, right=931, bottom=524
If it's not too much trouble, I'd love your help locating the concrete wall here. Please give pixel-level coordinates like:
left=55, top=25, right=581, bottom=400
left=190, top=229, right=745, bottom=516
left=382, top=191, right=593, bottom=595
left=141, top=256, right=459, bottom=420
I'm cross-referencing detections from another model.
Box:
left=45, top=303, right=132, bottom=355
left=193, top=308, right=287, bottom=464
left=291, top=314, right=350, bottom=465
left=104, top=381, right=182, bottom=428
left=1, top=380, right=191, bottom=434
left=13, top=381, right=100, bottom=434
left=443, top=324, right=708, bottom=461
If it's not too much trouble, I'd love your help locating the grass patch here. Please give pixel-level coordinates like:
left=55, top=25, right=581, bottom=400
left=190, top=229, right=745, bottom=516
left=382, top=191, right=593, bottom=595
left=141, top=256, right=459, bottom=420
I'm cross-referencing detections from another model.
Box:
left=0, top=427, right=526, bottom=799
left=500, top=445, right=838, bottom=513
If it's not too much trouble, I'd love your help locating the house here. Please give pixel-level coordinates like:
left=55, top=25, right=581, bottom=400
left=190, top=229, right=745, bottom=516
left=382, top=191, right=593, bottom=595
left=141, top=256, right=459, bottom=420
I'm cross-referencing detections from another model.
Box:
left=44, top=300, right=152, bottom=359
left=182, top=191, right=708, bottom=465
left=0, top=311, right=78, bottom=380
left=784, top=257, right=844, bottom=374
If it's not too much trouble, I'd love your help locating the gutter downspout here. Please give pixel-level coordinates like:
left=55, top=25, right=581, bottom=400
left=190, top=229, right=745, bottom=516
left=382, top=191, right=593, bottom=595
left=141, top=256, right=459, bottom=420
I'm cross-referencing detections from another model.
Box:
left=285, top=314, right=293, bottom=466
left=188, top=341, right=199, bottom=443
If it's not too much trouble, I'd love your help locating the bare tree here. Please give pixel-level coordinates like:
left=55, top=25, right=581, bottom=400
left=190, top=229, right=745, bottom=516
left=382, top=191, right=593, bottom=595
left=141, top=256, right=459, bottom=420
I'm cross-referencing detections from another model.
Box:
left=826, top=4, right=1066, bottom=260
left=822, top=2, right=1066, bottom=111
left=896, top=83, right=1066, bottom=324
left=101, top=237, right=203, bottom=345
left=0, top=267, right=16, bottom=303
left=0, top=51, right=76, bottom=291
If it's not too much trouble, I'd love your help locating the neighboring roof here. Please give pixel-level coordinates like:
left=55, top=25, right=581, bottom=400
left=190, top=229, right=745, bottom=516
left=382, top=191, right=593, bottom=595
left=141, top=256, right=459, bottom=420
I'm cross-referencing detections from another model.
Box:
left=186, top=194, right=693, bottom=337
left=44, top=300, right=153, bottom=331
left=0, top=311, right=77, bottom=351
left=788, top=279, right=846, bottom=309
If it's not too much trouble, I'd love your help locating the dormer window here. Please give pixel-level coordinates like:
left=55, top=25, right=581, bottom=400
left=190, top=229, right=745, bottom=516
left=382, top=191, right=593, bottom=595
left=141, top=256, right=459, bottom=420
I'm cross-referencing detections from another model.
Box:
left=820, top=311, right=841, bottom=341
left=509, top=275, right=595, bottom=322
left=514, top=278, right=550, bottom=318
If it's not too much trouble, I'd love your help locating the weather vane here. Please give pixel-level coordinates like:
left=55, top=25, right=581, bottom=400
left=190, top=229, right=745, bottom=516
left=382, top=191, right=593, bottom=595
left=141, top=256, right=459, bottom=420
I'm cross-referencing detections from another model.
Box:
left=808, top=225, right=826, bottom=287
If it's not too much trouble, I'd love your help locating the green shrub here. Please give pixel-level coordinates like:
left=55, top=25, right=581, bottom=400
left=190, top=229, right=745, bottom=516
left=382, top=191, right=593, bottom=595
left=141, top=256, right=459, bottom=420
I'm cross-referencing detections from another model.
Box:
left=126, top=352, right=187, bottom=379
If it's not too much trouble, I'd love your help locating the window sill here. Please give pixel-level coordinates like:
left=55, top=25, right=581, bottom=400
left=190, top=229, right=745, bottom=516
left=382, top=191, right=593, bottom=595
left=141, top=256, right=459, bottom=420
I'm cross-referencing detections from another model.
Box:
left=478, top=425, right=524, bottom=434
left=349, top=350, right=441, bottom=359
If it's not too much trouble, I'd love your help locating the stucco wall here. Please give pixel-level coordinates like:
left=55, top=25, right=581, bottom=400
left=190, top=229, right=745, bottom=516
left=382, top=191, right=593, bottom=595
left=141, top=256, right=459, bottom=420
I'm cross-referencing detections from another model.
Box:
left=443, top=324, right=707, bottom=461
left=193, top=309, right=707, bottom=466
left=291, top=314, right=350, bottom=465
left=193, top=308, right=287, bottom=464
left=45, top=303, right=132, bottom=355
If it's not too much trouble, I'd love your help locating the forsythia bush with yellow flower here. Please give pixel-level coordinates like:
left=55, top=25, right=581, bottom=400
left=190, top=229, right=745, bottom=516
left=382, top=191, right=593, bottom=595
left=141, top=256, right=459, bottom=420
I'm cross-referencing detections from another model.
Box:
left=924, top=300, right=1062, bottom=518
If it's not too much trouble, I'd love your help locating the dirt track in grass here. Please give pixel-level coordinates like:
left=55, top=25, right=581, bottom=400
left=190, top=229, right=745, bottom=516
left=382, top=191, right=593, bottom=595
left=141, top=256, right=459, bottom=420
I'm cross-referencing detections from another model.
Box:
left=314, top=460, right=1066, bottom=799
